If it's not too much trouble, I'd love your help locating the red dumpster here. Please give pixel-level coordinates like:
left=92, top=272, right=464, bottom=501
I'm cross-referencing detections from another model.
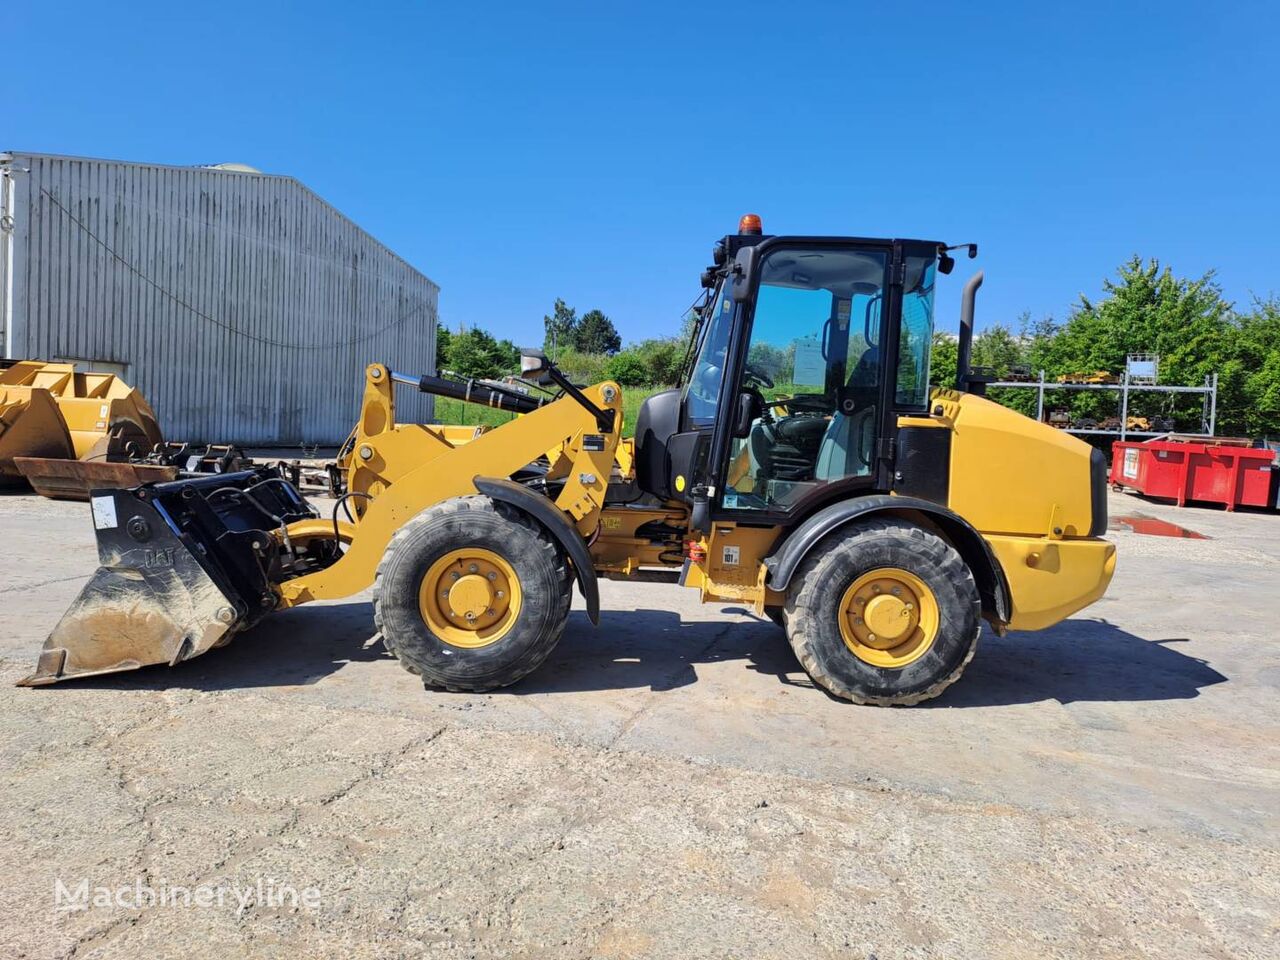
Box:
left=1110, top=438, right=1276, bottom=511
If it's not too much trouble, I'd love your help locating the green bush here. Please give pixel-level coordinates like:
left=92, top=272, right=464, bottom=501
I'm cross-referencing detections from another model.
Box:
left=605, top=351, right=650, bottom=386
left=434, top=385, right=671, bottom=439
left=632, top=338, right=685, bottom=386
left=444, top=327, right=519, bottom=380
left=553, top=347, right=611, bottom=385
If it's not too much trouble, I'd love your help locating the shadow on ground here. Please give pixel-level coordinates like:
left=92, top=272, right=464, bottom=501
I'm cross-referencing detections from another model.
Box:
left=931, top=622, right=1226, bottom=707
left=43, top=601, right=387, bottom=692
left=49, top=602, right=1227, bottom=708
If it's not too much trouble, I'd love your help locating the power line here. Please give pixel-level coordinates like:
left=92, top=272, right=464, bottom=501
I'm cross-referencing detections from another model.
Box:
left=39, top=187, right=429, bottom=350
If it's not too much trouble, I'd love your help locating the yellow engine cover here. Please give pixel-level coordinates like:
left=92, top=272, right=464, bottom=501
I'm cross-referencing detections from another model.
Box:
left=938, top=389, right=1095, bottom=538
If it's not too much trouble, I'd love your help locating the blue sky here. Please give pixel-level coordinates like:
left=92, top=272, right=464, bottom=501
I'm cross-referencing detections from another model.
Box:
left=9, top=1, right=1279, bottom=347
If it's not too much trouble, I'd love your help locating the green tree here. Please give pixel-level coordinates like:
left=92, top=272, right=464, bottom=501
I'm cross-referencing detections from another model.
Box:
left=929, top=331, right=958, bottom=387
left=543, top=298, right=577, bottom=357
left=494, top=337, right=520, bottom=373
left=573, top=309, right=622, bottom=354
left=925, top=260, right=1280, bottom=438
left=436, top=322, right=453, bottom=373
left=1019, top=312, right=1060, bottom=374
left=747, top=341, right=794, bottom=385
left=1046, top=257, right=1234, bottom=425
left=447, top=327, right=516, bottom=380
left=970, top=323, right=1024, bottom=373
left=1221, top=297, right=1280, bottom=437
left=971, top=323, right=1035, bottom=416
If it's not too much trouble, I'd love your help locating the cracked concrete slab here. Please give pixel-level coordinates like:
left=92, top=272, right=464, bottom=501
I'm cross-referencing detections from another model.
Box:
left=0, top=489, right=1277, bottom=958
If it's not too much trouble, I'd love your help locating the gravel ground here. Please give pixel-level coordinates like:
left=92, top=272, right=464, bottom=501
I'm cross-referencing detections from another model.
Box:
left=0, top=488, right=1277, bottom=959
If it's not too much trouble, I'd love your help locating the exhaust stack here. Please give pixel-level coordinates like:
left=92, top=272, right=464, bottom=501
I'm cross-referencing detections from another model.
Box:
left=955, top=270, right=984, bottom=392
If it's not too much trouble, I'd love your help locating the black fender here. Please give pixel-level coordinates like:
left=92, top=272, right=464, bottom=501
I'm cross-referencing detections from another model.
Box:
left=763, top=494, right=1011, bottom=624
left=472, top=476, right=600, bottom=625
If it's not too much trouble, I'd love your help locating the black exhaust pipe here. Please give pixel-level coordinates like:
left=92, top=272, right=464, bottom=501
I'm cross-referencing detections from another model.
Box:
left=955, top=270, right=984, bottom=392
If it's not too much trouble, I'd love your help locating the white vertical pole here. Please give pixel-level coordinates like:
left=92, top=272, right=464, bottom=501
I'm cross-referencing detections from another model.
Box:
left=1120, top=372, right=1130, bottom=441
left=0, top=168, right=13, bottom=358
left=1208, top=373, right=1218, bottom=437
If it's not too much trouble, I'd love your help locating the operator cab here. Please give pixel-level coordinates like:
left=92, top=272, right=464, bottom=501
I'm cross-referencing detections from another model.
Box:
left=633, top=215, right=948, bottom=527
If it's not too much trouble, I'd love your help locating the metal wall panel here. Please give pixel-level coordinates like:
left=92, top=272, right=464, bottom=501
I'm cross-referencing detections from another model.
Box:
left=0, top=152, right=437, bottom=444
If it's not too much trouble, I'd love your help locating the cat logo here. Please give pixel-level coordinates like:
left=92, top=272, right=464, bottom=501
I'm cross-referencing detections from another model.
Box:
left=144, top=548, right=176, bottom=568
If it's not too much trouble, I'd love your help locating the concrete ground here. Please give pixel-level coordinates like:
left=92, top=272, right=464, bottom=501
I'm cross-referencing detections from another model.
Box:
left=0, top=488, right=1276, bottom=959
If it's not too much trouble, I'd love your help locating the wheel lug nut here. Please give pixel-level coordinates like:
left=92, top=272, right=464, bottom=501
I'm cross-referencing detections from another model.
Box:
left=872, top=586, right=881, bottom=594
left=468, top=564, right=478, bottom=573
left=496, top=591, right=504, bottom=598
left=487, top=571, right=497, bottom=580
left=868, top=633, right=877, bottom=642
left=486, top=608, right=495, bottom=616
left=451, top=572, right=460, bottom=580
left=891, top=587, right=901, bottom=596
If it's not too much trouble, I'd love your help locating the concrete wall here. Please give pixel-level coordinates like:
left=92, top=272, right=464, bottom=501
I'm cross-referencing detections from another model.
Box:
left=0, top=152, right=436, bottom=444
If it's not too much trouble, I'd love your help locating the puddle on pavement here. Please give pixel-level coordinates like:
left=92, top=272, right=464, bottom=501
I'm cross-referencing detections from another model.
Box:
left=1110, top=514, right=1209, bottom=539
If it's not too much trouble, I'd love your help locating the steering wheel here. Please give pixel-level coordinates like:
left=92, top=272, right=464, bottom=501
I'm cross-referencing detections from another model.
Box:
left=744, top=363, right=774, bottom=390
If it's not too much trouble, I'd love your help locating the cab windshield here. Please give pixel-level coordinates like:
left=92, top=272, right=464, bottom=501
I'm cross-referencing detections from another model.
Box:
left=685, top=281, right=735, bottom=427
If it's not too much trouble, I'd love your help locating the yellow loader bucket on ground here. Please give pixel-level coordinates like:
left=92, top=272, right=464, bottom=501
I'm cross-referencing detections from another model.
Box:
left=0, top=361, right=164, bottom=489
left=0, top=363, right=76, bottom=482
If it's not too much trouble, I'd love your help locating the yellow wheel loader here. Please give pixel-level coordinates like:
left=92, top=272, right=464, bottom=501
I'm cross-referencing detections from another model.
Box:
left=21, top=217, right=1116, bottom=705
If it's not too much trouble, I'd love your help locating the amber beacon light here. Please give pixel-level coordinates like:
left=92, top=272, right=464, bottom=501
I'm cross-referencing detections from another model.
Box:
left=738, top=213, right=763, bottom=235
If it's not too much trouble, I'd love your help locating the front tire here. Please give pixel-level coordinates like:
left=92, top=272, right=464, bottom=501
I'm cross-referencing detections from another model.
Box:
left=373, top=496, right=571, bottom=692
left=784, top=519, right=981, bottom=705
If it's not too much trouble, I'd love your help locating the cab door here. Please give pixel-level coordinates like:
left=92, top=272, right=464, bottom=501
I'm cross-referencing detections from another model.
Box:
left=708, top=240, right=938, bottom=522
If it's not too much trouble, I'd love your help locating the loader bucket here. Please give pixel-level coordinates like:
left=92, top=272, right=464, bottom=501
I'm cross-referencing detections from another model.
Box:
left=0, top=361, right=165, bottom=488
left=0, top=388, right=75, bottom=482
left=55, top=375, right=164, bottom=460
left=19, top=468, right=319, bottom=686
left=13, top=457, right=179, bottom=501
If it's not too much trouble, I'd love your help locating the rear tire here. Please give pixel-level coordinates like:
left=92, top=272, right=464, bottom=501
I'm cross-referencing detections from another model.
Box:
left=784, top=518, right=980, bottom=705
left=373, top=496, right=571, bottom=692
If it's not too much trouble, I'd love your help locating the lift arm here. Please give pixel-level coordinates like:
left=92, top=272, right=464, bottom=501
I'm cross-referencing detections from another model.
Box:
left=276, top=363, right=623, bottom=607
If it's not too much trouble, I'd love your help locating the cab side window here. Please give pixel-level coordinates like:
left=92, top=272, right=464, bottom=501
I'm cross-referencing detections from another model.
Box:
left=895, top=256, right=936, bottom=408
left=722, top=247, right=888, bottom=513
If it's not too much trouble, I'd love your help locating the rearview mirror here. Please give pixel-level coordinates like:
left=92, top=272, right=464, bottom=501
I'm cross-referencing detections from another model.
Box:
left=731, top=246, right=758, bottom=303
left=519, top=349, right=549, bottom=378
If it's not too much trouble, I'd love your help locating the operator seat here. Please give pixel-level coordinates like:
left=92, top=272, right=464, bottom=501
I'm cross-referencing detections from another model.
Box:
left=813, top=346, right=879, bottom=482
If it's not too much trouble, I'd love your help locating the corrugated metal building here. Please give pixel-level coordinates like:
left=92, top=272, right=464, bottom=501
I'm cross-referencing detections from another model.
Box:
left=0, top=151, right=436, bottom=444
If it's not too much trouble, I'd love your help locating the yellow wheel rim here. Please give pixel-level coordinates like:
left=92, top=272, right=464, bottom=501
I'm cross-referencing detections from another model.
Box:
left=837, top=567, right=939, bottom=669
left=418, top=548, right=522, bottom=649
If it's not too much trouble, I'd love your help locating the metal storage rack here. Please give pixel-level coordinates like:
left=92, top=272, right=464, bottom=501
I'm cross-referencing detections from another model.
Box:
left=985, top=371, right=1218, bottom=441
